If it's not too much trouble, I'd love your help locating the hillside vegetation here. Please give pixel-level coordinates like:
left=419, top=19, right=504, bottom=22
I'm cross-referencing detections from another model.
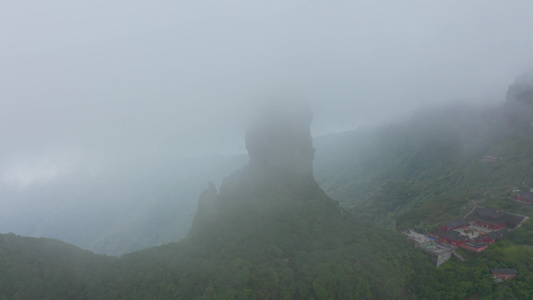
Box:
left=107, top=172, right=427, bottom=299
left=315, top=103, right=533, bottom=230
left=0, top=233, right=115, bottom=299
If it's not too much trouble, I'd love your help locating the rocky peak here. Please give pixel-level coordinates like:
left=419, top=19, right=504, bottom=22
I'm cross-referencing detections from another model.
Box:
left=505, top=72, right=533, bottom=133
left=190, top=100, right=318, bottom=236
left=245, top=100, right=315, bottom=181
left=506, top=72, right=533, bottom=105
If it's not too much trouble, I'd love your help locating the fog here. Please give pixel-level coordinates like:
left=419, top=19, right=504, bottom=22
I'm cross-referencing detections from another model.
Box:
left=1, top=1, right=533, bottom=254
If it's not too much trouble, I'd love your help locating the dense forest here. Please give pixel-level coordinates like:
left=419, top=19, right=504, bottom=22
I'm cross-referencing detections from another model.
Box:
left=314, top=88, right=533, bottom=231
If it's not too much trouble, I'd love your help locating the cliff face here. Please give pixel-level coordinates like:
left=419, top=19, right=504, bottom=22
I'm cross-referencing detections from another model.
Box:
left=507, top=72, right=533, bottom=105
left=245, top=102, right=315, bottom=181
left=505, top=72, right=533, bottom=133
left=189, top=101, right=323, bottom=235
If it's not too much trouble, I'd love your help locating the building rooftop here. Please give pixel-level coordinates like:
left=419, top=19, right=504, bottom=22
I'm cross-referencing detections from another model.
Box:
left=444, top=218, right=468, bottom=229
left=475, top=215, right=506, bottom=225
left=486, top=228, right=510, bottom=240
left=476, top=206, right=506, bottom=219
left=463, top=242, right=488, bottom=249
left=491, top=268, right=518, bottom=275
left=468, top=206, right=527, bottom=229
left=519, top=192, right=533, bottom=201
left=440, top=230, right=465, bottom=241
left=505, top=213, right=528, bottom=229
left=473, top=236, right=485, bottom=242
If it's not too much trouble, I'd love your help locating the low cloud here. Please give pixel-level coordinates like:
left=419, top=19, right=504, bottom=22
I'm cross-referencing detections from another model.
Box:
left=0, top=145, right=91, bottom=190
left=2, top=160, right=60, bottom=189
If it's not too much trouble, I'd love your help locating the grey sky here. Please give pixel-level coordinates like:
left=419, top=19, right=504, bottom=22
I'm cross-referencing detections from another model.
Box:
left=1, top=1, right=533, bottom=190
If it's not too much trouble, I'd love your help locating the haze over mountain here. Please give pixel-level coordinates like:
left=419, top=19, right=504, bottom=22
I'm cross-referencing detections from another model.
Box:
left=3, top=1, right=533, bottom=298
left=0, top=153, right=247, bottom=255
left=315, top=73, right=533, bottom=228
left=1, top=102, right=432, bottom=299
left=3, top=77, right=533, bottom=298
left=2, top=2, right=533, bottom=254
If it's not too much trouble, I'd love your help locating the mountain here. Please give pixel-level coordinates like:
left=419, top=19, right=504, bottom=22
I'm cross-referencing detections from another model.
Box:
left=105, top=101, right=428, bottom=299
left=3, top=79, right=533, bottom=298
left=314, top=99, right=533, bottom=230
left=0, top=102, right=429, bottom=299
left=5, top=74, right=531, bottom=257
left=314, top=103, right=502, bottom=227
left=313, top=74, right=533, bottom=231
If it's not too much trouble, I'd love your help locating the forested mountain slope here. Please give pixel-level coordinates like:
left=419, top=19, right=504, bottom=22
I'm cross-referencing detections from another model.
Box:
left=4, top=84, right=533, bottom=298
left=314, top=78, right=533, bottom=230
left=0, top=233, right=115, bottom=299
left=0, top=103, right=430, bottom=299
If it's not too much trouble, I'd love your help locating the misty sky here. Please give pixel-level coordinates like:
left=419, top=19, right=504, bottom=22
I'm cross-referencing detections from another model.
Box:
left=2, top=1, right=533, bottom=192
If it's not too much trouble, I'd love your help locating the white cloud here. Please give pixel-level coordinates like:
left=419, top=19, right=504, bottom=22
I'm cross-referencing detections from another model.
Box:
left=0, top=145, right=89, bottom=190
left=2, top=160, right=60, bottom=189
